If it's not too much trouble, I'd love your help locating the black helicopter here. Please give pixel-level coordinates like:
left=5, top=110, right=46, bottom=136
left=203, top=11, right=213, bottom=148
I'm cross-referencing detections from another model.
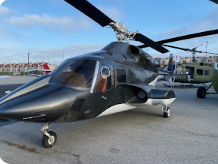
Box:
left=0, top=0, right=218, bottom=148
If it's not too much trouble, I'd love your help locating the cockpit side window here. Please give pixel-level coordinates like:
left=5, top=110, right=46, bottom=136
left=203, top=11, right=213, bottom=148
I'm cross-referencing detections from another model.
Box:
left=204, top=70, right=210, bottom=76
left=51, top=59, right=96, bottom=88
left=116, top=69, right=126, bottom=83
left=197, top=69, right=203, bottom=76
left=96, top=66, right=112, bottom=92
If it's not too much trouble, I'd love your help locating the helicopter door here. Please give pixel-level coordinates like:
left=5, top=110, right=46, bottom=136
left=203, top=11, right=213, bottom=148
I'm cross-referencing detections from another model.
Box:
left=186, top=67, right=194, bottom=80
left=87, top=65, right=115, bottom=117
left=190, top=67, right=194, bottom=79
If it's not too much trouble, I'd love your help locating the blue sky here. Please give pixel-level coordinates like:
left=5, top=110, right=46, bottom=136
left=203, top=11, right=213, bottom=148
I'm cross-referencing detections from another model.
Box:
left=0, top=0, right=218, bottom=64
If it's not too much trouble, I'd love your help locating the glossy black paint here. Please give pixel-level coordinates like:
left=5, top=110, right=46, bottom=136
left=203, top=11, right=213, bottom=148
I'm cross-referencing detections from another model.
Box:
left=0, top=82, right=90, bottom=122
left=147, top=89, right=175, bottom=99
left=63, top=0, right=114, bottom=27
left=0, top=42, right=175, bottom=124
left=102, top=42, right=158, bottom=72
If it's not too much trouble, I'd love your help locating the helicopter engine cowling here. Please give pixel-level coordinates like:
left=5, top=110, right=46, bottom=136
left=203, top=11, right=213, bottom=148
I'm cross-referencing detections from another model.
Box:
left=119, top=85, right=148, bottom=104
left=123, top=85, right=176, bottom=107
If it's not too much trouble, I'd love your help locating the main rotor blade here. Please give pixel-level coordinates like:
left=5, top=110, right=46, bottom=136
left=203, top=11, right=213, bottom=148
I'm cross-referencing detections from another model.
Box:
left=64, top=0, right=114, bottom=27
left=133, top=33, right=169, bottom=53
left=204, top=51, right=218, bottom=55
left=64, top=0, right=168, bottom=53
left=158, top=29, right=218, bottom=45
left=138, top=29, right=218, bottom=48
left=210, top=0, right=218, bottom=4
left=164, top=45, right=218, bottom=55
left=163, top=45, right=189, bottom=51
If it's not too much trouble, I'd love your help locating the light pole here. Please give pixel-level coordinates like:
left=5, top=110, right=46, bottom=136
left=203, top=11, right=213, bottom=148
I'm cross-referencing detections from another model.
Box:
left=39, top=55, right=48, bottom=63
left=206, top=41, right=208, bottom=57
left=27, top=53, right=30, bottom=70
left=23, top=55, right=26, bottom=76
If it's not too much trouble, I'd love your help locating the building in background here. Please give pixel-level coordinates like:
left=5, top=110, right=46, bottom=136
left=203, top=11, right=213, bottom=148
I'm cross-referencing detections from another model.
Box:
left=157, top=56, right=218, bottom=68
left=205, top=56, right=218, bottom=64
left=180, top=57, right=193, bottom=63
left=0, top=62, right=57, bottom=74
left=159, top=58, right=172, bottom=68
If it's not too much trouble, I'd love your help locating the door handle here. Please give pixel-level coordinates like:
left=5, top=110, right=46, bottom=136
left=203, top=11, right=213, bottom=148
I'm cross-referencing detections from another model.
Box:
left=101, top=96, right=107, bottom=100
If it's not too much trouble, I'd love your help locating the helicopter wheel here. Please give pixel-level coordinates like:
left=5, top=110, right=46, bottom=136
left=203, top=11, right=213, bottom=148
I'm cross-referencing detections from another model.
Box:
left=162, top=106, right=171, bottom=118
left=42, top=131, right=57, bottom=148
left=197, top=87, right=206, bottom=98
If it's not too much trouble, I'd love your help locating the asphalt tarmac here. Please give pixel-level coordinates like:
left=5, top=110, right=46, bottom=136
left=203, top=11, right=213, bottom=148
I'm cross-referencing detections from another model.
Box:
left=0, top=82, right=218, bottom=164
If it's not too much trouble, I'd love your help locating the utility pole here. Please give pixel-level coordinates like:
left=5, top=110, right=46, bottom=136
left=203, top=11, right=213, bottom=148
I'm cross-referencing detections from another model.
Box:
left=23, top=55, right=25, bottom=76
left=206, top=41, right=208, bottom=57
left=27, top=53, right=30, bottom=70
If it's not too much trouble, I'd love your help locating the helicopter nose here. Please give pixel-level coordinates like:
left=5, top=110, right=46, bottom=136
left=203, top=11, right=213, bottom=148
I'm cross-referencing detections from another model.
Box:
left=0, top=75, right=73, bottom=122
left=0, top=87, right=71, bottom=122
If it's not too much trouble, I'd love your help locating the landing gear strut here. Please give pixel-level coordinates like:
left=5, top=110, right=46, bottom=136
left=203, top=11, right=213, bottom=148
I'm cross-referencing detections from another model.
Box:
left=41, top=123, right=57, bottom=148
left=162, top=106, right=171, bottom=118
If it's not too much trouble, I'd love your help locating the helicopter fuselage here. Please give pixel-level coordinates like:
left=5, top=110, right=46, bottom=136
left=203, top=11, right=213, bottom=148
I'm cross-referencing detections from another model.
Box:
left=174, top=63, right=214, bottom=83
left=0, top=42, right=175, bottom=123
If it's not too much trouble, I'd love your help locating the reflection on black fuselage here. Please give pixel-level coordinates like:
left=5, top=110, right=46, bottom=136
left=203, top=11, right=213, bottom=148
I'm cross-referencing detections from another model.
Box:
left=0, top=42, right=173, bottom=124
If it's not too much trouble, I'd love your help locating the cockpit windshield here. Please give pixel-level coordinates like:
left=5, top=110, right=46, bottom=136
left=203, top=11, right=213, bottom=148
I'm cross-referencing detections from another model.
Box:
left=50, top=59, right=96, bottom=88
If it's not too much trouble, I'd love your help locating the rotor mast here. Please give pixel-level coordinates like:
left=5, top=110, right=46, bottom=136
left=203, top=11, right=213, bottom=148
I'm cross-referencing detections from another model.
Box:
left=109, top=21, right=137, bottom=43
left=191, top=44, right=203, bottom=63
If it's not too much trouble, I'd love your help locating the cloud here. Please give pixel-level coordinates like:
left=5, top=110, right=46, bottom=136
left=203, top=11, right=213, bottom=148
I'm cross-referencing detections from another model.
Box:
left=0, top=6, right=9, bottom=16
left=156, top=6, right=218, bottom=41
left=5, top=14, right=93, bottom=32
left=28, top=43, right=106, bottom=64
left=0, top=0, right=6, bottom=6
left=97, top=5, right=125, bottom=22
left=144, top=5, right=218, bottom=59
left=0, top=23, right=8, bottom=33
left=30, top=43, right=105, bottom=56
left=0, top=23, right=15, bottom=40
left=0, top=44, right=105, bottom=64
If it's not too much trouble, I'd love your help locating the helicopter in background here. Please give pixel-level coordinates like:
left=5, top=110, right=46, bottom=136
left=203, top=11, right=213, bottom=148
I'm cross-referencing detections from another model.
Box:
left=162, top=44, right=217, bottom=86
left=0, top=0, right=218, bottom=148
left=197, top=58, right=218, bottom=98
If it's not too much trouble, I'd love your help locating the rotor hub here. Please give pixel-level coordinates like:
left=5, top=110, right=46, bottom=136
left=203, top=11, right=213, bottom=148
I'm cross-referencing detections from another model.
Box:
left=109, top=21, right=134, bottom=42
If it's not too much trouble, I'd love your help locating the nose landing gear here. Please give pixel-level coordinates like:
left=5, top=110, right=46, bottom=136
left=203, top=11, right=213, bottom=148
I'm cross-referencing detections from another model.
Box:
left=41, top=123, right=57, bottom=148
left=162, top=106, right=171, bottom=118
